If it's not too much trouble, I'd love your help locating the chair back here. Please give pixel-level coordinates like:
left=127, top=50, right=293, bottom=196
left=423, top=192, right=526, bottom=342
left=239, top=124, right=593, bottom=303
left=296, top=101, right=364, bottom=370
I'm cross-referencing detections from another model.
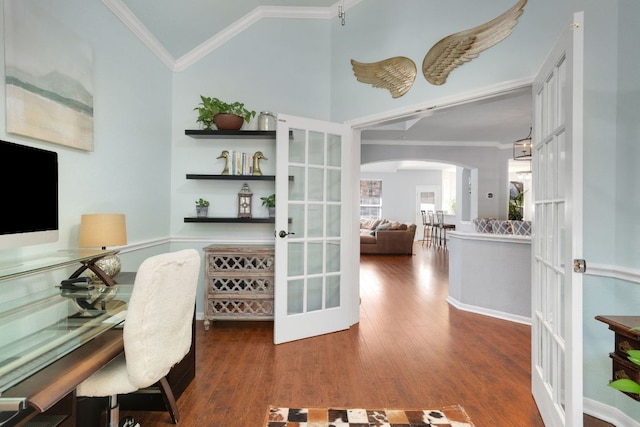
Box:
left=427, top=211, right=434, bottom=225
left=436, top=210, right=444, bottom=226
left=420, top=210, right=428, bottom=226
left=123, top=249, right=201, bottom=389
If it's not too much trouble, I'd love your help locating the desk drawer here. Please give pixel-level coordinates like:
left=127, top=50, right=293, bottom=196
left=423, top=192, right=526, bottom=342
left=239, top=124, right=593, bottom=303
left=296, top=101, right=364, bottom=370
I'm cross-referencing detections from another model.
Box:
left=610, top=352, right=640, bottom=401
left=206, top=297, right=274, bottom=320
left=208, top=275, right=274, bottom=295
left=615, top=334, right=640, bottom=358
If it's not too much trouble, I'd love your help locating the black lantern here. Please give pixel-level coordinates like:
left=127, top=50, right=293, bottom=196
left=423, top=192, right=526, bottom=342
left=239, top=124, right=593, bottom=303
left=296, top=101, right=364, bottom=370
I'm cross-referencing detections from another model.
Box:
left=513, top=127, right=533, bottom=161
left=238, top=183, right=253, bottom=218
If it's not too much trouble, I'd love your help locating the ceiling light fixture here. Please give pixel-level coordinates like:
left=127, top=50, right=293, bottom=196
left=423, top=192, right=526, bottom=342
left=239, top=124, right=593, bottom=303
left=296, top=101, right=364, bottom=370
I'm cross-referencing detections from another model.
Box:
left=513, top=127, right=532, bottom=161
left=517, top=170, right=532, bottom=180
left=338, top=0, right=346, bottom=26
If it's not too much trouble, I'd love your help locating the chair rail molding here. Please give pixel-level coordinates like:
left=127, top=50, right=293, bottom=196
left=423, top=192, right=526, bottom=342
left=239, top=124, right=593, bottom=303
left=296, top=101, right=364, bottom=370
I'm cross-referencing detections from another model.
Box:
left=586, top=263, right=640, bottom=285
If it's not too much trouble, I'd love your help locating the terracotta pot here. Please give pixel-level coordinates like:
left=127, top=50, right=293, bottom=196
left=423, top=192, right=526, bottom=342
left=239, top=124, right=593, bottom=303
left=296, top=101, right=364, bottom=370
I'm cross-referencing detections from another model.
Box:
left=213, top=113, right=244, bottom=130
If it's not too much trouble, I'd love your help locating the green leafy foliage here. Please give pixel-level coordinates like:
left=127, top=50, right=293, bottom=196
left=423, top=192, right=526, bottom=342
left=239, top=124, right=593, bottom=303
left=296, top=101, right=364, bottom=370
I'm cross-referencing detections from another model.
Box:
left=608, top=349, right=640, bottom=396
left=260, top=194, right=276, bottom=208
left=195, top=198, right=210, bottom=207
left=194, top=96, right=256, bottom=130
left=609, top=378, right=640, bottom=395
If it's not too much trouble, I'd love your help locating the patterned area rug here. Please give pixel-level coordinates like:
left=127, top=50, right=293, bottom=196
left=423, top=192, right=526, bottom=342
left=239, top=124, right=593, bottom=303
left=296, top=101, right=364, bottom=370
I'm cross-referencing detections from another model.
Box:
left=264, top=405, right=475, bottom=426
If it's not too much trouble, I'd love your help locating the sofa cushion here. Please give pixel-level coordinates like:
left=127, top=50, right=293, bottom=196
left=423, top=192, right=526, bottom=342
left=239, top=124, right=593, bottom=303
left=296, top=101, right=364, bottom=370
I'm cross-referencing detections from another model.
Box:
left=512, top=220, right=532, bottom=236
left=370, top=223, right=390, bottom=235
left=361, top=218, right=382, bottom=230
left=360, top=233, right=377, bottom=244
left=491, top=220, right=513, bottom=234
left=472, top=218, right=493, bottom=233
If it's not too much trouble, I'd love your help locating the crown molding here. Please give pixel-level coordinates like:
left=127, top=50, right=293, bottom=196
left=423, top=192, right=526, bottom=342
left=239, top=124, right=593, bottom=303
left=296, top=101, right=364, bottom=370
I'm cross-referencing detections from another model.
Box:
left=101, top=0, right=176, bottom=69
left=102, top=1, right=363, bottom=72
left=175, top=6, right=329, bottom=71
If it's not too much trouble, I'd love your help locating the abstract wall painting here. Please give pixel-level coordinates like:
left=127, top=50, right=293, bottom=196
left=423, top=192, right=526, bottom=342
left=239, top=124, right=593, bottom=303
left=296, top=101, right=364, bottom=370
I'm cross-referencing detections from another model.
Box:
left=4, top=1, right=94, bottom=151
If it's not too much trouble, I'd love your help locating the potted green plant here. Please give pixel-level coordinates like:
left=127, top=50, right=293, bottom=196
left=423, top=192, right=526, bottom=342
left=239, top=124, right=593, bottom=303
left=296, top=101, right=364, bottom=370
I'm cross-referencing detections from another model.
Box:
left=260, top=194, right=276, bottom=218
left=195, top=198, right=210, bottom=218
left=194, top=96, right=256, bottom=130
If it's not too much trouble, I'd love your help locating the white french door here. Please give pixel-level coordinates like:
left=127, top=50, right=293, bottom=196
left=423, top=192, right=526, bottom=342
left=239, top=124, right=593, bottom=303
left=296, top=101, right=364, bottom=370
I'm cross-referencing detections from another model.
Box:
left=273, top=114, right=352, bottom=344
left=531, top=12, right=584, bottom=427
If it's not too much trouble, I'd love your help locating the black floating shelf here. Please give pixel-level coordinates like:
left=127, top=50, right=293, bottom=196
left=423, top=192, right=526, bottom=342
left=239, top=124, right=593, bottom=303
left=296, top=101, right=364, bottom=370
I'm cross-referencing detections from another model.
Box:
left=185, top=217, right=275, bottom=223
left=185, top=130, right=276, bottom=139
left=186, top=174, right=293, bottom=181
left=184, top=217, right=291, bottom=224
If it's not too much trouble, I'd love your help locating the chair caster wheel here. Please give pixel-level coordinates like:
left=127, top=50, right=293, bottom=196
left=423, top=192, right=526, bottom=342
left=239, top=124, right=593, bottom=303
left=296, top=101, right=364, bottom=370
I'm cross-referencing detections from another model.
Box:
left=119, top=416, right=140, bottom=427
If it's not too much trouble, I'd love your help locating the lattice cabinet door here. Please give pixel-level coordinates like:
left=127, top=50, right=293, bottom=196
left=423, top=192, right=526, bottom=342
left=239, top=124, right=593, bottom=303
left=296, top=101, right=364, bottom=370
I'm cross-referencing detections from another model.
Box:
left=203, top=245, right=275, bottom=330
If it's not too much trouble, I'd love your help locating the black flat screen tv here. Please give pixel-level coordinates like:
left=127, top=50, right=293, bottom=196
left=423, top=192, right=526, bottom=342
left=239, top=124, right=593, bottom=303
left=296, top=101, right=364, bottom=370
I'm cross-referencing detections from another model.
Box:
left=0, top=140, right=59, bottom=250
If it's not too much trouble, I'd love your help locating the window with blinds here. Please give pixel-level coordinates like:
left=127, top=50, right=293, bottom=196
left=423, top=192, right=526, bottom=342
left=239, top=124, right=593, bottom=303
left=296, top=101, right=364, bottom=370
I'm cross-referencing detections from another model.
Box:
left=419, top=191, right=435, bottom=213
left=360, top=180, right=382, bottom=218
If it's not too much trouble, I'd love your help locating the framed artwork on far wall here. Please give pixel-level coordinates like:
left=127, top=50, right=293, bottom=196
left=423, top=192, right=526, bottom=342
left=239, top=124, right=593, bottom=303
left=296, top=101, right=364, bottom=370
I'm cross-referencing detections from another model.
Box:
left=4, top=1, right=94, bottom=151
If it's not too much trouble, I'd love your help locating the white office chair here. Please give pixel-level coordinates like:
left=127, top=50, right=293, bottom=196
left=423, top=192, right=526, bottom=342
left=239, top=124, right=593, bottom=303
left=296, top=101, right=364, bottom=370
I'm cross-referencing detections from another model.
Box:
left=77, top=249, right=201, bottom=427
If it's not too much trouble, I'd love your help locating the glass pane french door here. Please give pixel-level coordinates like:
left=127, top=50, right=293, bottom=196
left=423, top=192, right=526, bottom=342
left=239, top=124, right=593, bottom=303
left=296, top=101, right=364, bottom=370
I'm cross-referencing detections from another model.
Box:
left=274, top=114, right=351, bottom=344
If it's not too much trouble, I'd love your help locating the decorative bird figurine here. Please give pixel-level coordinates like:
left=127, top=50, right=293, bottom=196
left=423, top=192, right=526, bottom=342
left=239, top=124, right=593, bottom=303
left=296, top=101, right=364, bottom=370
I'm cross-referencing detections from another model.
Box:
left=252, top=151, right=267, bottom=176
left=350, top=0, right=527, bottom=97
left=217, top=150, right=231, bottom=175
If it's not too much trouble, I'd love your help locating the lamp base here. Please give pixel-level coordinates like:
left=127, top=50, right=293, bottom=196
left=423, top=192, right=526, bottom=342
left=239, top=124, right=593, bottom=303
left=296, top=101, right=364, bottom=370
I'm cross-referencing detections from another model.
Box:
left=86, top=254, right=121, bottom=284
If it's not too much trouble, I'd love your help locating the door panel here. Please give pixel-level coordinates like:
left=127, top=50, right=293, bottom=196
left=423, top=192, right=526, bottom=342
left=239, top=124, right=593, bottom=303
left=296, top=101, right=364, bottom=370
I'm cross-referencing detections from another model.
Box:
left=274, top=114, right=351, bottom=344
left=531, top=12, right=584, bottom=427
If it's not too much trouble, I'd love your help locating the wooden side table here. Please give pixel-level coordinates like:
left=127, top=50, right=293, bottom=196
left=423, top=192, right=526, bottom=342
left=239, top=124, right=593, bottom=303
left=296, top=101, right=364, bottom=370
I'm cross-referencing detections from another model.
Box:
left=203, top=245, right=275, bottom=329
left=595, top=315, right=640, bottom=401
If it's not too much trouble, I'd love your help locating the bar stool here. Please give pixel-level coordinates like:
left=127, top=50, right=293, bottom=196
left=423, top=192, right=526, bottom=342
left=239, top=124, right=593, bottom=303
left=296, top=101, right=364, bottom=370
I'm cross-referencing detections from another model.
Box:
left=420, top=210, right=432, bottom=245
left=434, top=210, right=445, bottom=248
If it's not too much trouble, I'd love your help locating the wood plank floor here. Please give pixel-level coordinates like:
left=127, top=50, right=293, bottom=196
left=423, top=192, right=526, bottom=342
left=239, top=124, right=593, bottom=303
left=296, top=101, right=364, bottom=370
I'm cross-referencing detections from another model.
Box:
left=122, top=243, right=608, bottom=426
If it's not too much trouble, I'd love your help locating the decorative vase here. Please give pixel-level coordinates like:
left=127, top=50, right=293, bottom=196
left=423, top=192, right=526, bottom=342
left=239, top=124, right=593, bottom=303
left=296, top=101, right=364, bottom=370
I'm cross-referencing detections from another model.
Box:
left=268, top=207, right=275, bottom=218
left=213, top=113, right=244, bottom=130
left=196, top=206, right=208, bottom=218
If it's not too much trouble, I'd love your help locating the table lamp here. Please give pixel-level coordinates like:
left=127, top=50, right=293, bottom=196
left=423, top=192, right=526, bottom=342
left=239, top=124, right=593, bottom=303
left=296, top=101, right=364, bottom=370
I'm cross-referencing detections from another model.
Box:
left=78, top=213, right=127, bottom=283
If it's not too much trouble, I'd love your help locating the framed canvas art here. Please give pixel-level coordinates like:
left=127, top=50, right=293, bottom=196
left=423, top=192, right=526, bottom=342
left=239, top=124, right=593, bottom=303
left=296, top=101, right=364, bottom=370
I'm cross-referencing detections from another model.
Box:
left=4, top=1, right=94, bottom=151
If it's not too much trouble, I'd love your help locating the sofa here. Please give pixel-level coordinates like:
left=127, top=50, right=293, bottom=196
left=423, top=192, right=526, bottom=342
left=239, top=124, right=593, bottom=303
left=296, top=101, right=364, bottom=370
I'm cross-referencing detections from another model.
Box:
left=359, top=218, right=417, bottom=255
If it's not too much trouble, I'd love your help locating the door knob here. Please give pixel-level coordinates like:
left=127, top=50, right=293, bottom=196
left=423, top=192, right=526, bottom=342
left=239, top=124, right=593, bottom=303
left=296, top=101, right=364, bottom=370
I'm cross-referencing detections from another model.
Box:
left=278, top=230, right=295, bottom=238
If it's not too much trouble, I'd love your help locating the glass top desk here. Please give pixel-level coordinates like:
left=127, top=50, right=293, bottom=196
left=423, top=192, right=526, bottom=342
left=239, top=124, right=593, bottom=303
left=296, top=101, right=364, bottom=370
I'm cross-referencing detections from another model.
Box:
left=0, top=250, right=134, bottom=425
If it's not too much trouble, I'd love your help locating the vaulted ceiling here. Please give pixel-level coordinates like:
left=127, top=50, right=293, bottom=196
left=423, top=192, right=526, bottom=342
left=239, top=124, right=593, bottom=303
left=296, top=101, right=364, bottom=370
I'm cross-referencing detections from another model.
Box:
left=111, top=0, right=532, bottom=151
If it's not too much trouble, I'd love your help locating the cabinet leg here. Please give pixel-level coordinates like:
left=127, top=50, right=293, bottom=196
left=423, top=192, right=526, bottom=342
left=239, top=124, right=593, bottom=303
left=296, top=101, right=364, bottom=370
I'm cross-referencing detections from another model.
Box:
left=204, top=319, right=210, bottom=331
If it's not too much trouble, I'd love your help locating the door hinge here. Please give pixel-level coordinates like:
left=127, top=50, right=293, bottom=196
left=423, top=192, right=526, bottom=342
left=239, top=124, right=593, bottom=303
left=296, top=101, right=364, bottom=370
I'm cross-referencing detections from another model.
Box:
left=573, top=259, right=587, bottom=273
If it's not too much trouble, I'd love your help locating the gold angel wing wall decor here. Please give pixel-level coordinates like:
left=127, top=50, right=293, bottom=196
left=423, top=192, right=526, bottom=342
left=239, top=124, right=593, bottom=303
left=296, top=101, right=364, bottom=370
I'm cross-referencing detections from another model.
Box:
left=350, top=56, right=417, bottom=98
left=422, top=0, right=527, bottom=85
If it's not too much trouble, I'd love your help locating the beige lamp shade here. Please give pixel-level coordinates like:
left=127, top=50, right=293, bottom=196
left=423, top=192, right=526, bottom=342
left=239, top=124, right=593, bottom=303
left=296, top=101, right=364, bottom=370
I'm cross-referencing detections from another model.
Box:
left=79, top=214, right=127, bottom=249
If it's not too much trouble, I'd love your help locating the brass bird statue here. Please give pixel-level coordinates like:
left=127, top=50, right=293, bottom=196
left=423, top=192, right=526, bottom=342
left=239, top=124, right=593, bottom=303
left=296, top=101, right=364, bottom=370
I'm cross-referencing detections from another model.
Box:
left=351, top=0, right=527, bottom=97
left=217, top=150, right=231, bottom=175
left=252, top=151, right=267, bottom=176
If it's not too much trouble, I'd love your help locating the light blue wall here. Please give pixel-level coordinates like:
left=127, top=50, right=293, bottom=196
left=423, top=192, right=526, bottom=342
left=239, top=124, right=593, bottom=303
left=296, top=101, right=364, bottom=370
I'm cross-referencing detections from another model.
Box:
left=329, top=0, right=576, bottom=122
left=582, top=0, right=640, bottom=420
left=170, top=18, right=332, bottom=242
left=0, top=0, right=173, bottom=275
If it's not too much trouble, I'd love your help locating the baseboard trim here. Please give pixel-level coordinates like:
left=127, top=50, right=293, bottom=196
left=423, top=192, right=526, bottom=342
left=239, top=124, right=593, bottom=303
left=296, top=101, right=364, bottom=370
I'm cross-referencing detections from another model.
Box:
left=584, top=397, right=640, bottom=427
left=445, top=296, right=531, bottom=325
